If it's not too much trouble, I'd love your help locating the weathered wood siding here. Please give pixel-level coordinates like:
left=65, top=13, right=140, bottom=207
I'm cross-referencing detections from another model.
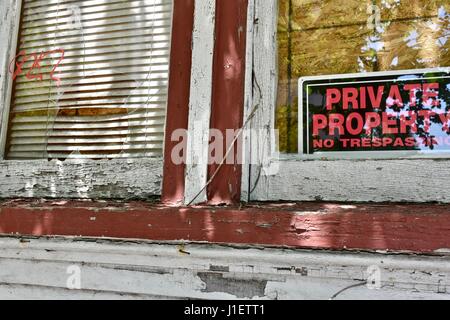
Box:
left=0, top=237, right=449, bottom=299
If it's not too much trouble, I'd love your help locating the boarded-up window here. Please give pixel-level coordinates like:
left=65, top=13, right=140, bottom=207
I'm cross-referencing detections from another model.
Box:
left=6, top=0, right=172, bottom=160
left=277, top=0, right=450, bottom=153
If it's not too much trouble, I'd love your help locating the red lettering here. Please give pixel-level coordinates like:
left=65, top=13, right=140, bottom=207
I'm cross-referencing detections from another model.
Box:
left=438, top=113, right=450, bottom=132
left=47, top=49, right=65, bottom=86
left=350, top=139, right=361, bottom=148
left=365, top=112, right=381, bottom=135
left=360, top=87, right=367, bottom=109
left=341, top=139, right=350, bottom=148
left=418, top=110, right=435, bottom=133
left=387, top=85, right=403, bottom=107
left=8, top=49, right=64, bottom=86
left=9, top=50, right=29, bottom=81
left=312, top=114, right=327, bottom=136
left=383, top=138, right=393, bottom=147
left=367, top=86, right=384, bottom=109
left=361, top=138, right=371, bottom=148
left=343, top=88, right=359, bottom=110
left=405, top=137, right=416, bottom=147
left=372, top=138, right=382, bottom=148
left=313, top=139, right=323, bottom=149
left=399, top=112, right=417, bottom=134
left=26, top=52, right=45, bottom=81
left=329, top=114, right=345, bottom=136
left=423, top=83, right=440, bottom=107
left=326, top=88, right=341, bottom=111
left=323, top=139, right=334, bottom=148
left=313, top=139, right=334, bottom=149
left=421, top=136, right=438, bottom=147
left=393, top=137, right=405, bottom=147
left=404, top=83, right=421, bottom=107
left=382, top=112, right=398, bottom=134
left=346, top=112, right=364, bottom=135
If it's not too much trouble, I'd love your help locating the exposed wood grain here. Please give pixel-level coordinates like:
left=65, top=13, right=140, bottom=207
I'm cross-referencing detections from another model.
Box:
left=0, top=159, right=162, bottom=199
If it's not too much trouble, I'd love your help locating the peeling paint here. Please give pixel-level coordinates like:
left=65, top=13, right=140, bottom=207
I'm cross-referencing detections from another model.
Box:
left=198, top=272, right=267, bottom=299
left=0, top=159, right=162, bottom=199
left=210, top=265, right=230, bottom=273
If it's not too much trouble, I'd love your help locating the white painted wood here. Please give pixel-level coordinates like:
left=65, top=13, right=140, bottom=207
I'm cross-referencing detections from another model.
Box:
left=0, top=0, right=22, bottom=160
left=184, top=0, right=216, bottom=205
left=240, top=0, right=255, bottom=202
left=244, top=1, right=450, bottom=203
left=0, top=285, right=176, bottom=300
left=0, top=237, right=448, bottom=300
left=243, top=0, right=279, bottom=202
left=252, top=157, right=450, bottom=203
left=0, top=158, right=162, bottom=199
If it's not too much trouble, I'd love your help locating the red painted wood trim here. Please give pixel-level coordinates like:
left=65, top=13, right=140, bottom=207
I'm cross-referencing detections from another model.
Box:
left=1, top=201, right=449, bottom=254
left=162, top=0, right=195, bottom=205
left=207, top=0, right=248, bottom=205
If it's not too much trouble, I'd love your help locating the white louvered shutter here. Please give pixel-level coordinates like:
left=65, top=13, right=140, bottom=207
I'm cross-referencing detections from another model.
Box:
left=7, top=0, right=172, bottom=160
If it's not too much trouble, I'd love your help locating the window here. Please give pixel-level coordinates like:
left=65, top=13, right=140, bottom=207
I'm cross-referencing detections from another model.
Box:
left=0, top=0, right=174, bottom=199
left=276, top=0, right=449, bottom=153
left=5, top=0, right=172, bottom=160
left=243, top=0, right=450, bottom=203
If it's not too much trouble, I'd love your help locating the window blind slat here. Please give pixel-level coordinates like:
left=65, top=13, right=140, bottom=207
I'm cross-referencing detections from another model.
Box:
left=16, top=82, right=168, bottom=97
left=22, top=27, right=171, bottom=46
left=11, top=127, right=164, bottom=138
left=22, top=17, right=171, bottom=36
left=7, top=151, right=162, bottom=160
left=10, top=135, right=163, bottom=145
left=11, top=118, right=166, bottom=131
left=11, top=110, right=166, bottom=124
left=24, top=0, right=168, bottom=12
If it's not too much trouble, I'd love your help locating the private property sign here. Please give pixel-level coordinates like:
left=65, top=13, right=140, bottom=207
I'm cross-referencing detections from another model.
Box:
left=299, top=68, right=450, bottom=156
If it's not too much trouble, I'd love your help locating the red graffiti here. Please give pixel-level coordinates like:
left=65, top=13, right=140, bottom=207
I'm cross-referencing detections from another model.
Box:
left=9, top=49, right=65, bottom=86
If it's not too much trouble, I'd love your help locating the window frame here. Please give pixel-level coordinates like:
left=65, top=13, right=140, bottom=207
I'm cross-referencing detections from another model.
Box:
left=241, top=0, right=450, bottom=203
left=0, top=0, right=168, bottom=200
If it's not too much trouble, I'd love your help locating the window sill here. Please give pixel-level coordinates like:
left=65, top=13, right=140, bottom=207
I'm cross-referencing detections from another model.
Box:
left=0, top=158, right=163, bottom=199
left=1, top=199, right=449, bottom=254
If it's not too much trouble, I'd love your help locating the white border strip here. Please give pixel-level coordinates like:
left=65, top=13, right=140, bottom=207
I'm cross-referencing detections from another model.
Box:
left=240, top=0, right=255, bottom=202
left=0, top=0, right=22, bottom=160
left=184, top=0, right=216, bottom=205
